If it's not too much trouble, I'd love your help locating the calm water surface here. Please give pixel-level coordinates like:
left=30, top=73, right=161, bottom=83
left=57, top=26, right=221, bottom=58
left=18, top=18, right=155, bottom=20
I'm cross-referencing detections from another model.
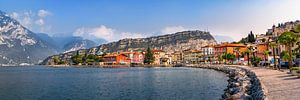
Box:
left=0, top=66, right=228, bottom=100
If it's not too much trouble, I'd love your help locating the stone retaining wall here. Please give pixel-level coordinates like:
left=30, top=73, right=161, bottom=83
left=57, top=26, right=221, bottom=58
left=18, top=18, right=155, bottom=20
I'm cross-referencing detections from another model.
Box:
left=189, top=65, right=265, bottom=100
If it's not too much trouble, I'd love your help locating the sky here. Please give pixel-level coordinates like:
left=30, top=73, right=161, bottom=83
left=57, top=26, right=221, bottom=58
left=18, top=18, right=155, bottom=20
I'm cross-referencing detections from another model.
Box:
left=1, top=0, right=300, bottom=42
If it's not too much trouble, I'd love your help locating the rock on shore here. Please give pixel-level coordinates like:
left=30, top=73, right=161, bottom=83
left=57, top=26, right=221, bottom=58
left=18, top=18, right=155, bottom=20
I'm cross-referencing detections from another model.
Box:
left=189, top=65, right=265, bottom=100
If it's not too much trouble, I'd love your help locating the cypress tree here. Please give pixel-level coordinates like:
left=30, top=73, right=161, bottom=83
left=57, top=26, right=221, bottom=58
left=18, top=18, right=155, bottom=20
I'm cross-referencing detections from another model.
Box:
left=144, top=47, right=155, bottom=64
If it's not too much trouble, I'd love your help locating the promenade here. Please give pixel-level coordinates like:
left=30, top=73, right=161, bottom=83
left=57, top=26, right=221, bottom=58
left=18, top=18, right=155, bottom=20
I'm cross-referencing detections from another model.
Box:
left=240, top=66, right=300, bottom=100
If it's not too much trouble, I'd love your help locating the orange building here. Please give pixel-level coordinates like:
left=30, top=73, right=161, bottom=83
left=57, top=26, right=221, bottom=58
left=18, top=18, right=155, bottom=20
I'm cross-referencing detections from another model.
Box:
left=254, top=43, right=269, bottom=60
left=103, top=54, right=131, bottom=65
left=214, top=43, right=247, bottom=62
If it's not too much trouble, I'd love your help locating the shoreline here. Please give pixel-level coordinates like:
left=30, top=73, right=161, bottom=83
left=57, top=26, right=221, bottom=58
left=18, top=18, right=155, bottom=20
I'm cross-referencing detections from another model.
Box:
left=187, top=65, right=266, bottom=100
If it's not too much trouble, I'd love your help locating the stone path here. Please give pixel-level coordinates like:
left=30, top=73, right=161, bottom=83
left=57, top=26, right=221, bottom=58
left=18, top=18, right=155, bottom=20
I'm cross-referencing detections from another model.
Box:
left=240, top=66, right=300, bottom=100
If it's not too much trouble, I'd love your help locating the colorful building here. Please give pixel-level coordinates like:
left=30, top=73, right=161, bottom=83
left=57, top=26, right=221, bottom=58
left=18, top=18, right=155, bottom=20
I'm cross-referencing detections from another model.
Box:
left=132, top=52, right=144, bottom=64
left=120, top=51, right=145, bottom=64
left=214, top=43, right=247, bottom=63
left=103, top=54, right=131, bottom=65
left=201, top=45, right=215, bottom=63
left=183, top=49, right=202, bottom=64
left=171, top=51, right=182, bottom=64
left=152, top=50, right=166, bottom=65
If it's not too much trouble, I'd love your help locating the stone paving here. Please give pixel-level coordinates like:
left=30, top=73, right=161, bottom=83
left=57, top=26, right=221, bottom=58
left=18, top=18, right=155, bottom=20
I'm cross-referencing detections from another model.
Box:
left=240, top=66, right=300, bottom=100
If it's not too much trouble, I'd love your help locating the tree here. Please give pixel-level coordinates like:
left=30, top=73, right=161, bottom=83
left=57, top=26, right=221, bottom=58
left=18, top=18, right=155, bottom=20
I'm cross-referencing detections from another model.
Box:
left=269, top=42, right=278, bottom=69
left=222, top=53, right=236, bottom=64
left=293, top=24, right=300, bottom=53
left=238, top=31, right=256, bottom=44
left=280, top=51, right=290, bottom=61
left=85, top=54, right=100, bottom=65
left=53, top=56, right=60, bottom=64
left=293, top=24, right=300, bottom=33
left=243, top=49, right=251, bottom=66
left=263, top=51, right=270, bottom=62
left=144, top=47, right=155, bottom=64
left=72, top=54, right=84, bottom=65
left=278, top=31, right=297, bottom=67
left=251, top=57, right=262, bottom=67
left=248, top=31, right=256, bottom=43
left=234, top=47, right=241, bottom=62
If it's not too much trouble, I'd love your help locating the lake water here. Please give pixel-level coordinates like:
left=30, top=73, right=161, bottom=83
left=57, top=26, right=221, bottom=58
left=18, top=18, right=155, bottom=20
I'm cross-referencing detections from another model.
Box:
left=0, top=66, right=228, bottom=100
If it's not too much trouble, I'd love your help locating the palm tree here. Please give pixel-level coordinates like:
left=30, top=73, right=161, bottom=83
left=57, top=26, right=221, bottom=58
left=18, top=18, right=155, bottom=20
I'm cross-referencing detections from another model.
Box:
left=243, top=49, right=251, bottom=66
left=269, top=42, right=278, bottom=69
left=293, top=24, right=300, bottom=53
left=278, top=31, right=297, bottom=67
left=235, top=47, right=241, bottom=62
left=263, top=50, right=270, bottom=66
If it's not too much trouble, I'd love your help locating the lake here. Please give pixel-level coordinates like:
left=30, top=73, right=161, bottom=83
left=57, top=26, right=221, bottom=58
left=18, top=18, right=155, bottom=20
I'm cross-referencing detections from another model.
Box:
left=0, top=66, right=228, bottom=100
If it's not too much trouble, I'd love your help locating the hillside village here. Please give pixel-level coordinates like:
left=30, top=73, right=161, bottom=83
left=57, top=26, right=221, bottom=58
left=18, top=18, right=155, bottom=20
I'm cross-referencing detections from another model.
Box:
left=43, top=20, right=300, bottom=68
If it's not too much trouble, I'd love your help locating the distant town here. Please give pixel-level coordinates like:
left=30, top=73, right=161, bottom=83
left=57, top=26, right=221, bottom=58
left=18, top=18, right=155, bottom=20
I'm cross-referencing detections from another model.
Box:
left=44, top=20, right=300, bottom=69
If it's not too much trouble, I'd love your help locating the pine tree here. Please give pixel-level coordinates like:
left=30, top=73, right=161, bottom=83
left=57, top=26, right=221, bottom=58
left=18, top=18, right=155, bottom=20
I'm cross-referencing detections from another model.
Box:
left=144, top=47, right=155, bottom=64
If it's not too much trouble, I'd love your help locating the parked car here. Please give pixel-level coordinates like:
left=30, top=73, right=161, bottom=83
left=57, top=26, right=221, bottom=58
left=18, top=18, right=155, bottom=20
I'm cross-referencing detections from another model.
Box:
left=280, top=61, right=289, bottom=68
left=295, top=58, right=300, bottom=67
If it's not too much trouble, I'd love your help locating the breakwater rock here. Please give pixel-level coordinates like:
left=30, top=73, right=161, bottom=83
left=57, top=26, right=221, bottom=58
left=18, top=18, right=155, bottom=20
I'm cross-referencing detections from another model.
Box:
left=189, top=65, right=265, bottom=100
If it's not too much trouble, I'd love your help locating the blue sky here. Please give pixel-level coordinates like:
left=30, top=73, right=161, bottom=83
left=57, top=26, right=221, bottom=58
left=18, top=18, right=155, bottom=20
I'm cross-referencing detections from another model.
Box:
left=1, top=0, right=300, bottom=42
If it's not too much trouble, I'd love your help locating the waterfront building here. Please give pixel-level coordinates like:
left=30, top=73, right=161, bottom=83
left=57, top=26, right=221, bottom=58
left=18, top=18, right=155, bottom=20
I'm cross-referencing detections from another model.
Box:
left=214, top=43, right=247, bottom=63
left=160, top=53, right=172, bottom=66
left=183, top=49, right=202, bottom=64
left=120, top=51, right=145, bottom=64
left=171, top=51, right=183, bottom=64
left=132, top=52, right=144, bottom=64
left=201, top=45, right=215, bottom=63
left=103, top=54, right=131, bottom=65
left=153, top=49, right=166, bottom=65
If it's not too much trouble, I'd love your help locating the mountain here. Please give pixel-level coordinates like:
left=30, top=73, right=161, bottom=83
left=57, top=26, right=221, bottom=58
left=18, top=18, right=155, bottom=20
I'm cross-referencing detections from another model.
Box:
left=97, top=30, right=217, bottom=53
left=36, top=33, right=99, bottom=52
left=0, top=10, right=57, bottom=65
left=62, top=38, right=97, bottom=53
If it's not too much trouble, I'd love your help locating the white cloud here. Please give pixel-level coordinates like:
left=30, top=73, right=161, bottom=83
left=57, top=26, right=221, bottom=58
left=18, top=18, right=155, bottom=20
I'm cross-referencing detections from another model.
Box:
left=74, top=25, right=145, bottom=42
left=37, top=9, right=51, bottom=18
left=35, top=19, right=44, bottom=26
left=9, top=9, right=52, bottom=33
left=161, top=26, right=187, bottom=34
left=10, top=12, right=19, bottom=19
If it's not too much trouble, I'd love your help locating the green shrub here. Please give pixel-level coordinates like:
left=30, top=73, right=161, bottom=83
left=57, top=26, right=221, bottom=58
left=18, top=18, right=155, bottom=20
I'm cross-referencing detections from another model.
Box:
left=296, top=69, right=300, bottom=73
left=290, top=67, right=299, bottom=71
left=251, top=57, right=262, bottom=67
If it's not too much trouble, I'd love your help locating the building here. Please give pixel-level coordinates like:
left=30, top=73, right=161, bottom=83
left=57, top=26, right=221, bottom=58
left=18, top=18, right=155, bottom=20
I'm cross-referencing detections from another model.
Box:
left=201, top=45, right=215, bottom=63
left=121, top=51, right=145, bottom=64
left=152, top=50, right=166, bottom=65
left=171, top=51, right=183, bottom=64
left=256, top=43, right=270, bottom=61
left=183, top=49, right=202, bottom=64
left=160, top=53, right=172, bottom=66
left=132, top=52, right=144, bottom=64
left=103, top=54, right=131, bottom=65
left=214, top=43, right=247, bottom=63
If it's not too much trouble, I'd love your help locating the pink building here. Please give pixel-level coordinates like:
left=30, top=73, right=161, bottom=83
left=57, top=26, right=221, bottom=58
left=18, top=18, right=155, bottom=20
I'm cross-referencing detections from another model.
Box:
left=132, top=52, right=144, bottom=64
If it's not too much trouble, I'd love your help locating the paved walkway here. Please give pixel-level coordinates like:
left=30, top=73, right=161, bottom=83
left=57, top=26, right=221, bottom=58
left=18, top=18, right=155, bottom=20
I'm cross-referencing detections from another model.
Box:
left=240, top=66, right=300, bottom=100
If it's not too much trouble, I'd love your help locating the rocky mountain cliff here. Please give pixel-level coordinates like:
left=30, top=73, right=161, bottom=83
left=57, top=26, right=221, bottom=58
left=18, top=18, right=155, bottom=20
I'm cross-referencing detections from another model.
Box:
left=97, top=30, right=216, bottom=53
